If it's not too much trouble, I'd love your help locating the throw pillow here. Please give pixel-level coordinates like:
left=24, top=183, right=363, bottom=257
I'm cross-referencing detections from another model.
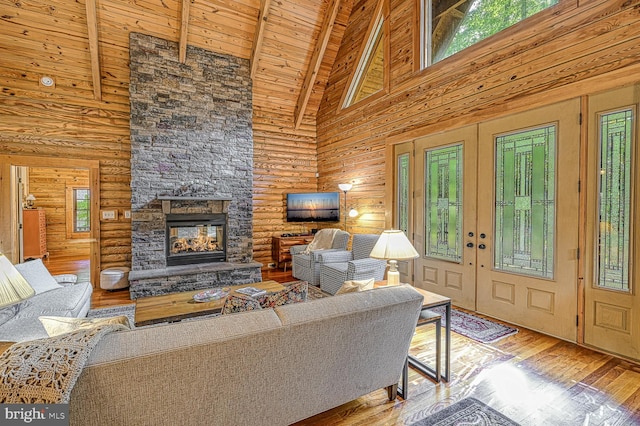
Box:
left=221, top=293, right=263, bottom=315
left=335, top=278, right=375, bottom=295
left=39, top=315, right=131, bottom=337
left=257, top=281, right=308, bottom=308
left=14, top=259, right=62, bottom=295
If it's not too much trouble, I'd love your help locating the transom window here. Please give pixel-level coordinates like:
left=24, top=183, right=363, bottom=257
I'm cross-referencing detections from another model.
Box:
left=420, top=0, right=558, bottom=68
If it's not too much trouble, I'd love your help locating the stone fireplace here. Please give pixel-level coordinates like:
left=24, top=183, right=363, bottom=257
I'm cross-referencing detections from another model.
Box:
left=127, top=32, right=262, bottom=299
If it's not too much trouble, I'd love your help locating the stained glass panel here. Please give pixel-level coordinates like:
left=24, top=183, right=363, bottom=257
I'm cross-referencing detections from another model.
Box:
left=597, top=109, right=633, bottom=292
left=397, top=153, right=410, bottom=235
left=494, top=126, right=555, bottom=278
left=424, top=144, right=463, bottom=262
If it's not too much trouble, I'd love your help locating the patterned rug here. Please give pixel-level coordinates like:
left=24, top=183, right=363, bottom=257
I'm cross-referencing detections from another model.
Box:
left=411, top=398, right=520, bottom=426
left=430, top=307, right=518, bottom=344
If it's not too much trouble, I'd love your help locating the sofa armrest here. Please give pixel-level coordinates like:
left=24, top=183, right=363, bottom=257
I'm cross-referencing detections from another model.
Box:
left=290, top=245, right=308, bottom=255
left=318, top=250, right=353, bottom=264
left=348, top=258, right=387, bottom=275
left=53, top=274, right=78, bottom=285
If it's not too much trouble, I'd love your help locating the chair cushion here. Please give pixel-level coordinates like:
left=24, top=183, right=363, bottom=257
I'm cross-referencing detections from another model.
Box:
left=335, top=278, right=375, bottom=295
left=257, top=281, right=308, bottom=308
left=39, top=315, right=130, bottom=337
left=221, top=294, right=263, bottom=314
left=14, top=259, right=62, bottom=295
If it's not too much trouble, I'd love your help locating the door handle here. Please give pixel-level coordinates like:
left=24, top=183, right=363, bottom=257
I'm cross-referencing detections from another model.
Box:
left=466, top=242, right=474, bottom=248
left=478, top=244, right=486, bottom=250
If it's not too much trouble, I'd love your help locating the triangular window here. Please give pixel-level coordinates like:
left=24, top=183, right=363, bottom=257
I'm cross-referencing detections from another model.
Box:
left=342, top=2, right=386, bottom=108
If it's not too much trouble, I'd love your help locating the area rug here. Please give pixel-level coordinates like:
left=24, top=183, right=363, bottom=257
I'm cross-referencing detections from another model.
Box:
left=87, top=304, right=136, bottom=328
left=429, top=307, right=518, bottom=344
left=411, top=398, right=520, bottom=426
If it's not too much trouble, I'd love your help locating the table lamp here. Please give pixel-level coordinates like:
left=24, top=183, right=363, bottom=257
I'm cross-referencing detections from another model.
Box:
left=369, top=230, right=419, bottom=285
left=0, top=252, right=35, bottom=309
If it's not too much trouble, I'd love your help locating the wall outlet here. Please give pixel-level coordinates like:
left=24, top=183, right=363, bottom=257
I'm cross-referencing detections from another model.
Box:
left=268, top=263, right=276, bottom=268
left=123, top=210, right=131, bottom=219
left=100, top=210, right=117, bottom=220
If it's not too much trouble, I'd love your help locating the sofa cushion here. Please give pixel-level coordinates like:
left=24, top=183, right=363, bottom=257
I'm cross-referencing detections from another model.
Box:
left=221, top=293, right=263, bottom=314
left=0, top=305, right=19, bottom=327
left=39, top=315, right=130, bottom=337
left=335, top=278, right=375, bottom=295
left=0, top=282, right=93, bottom=342
left=257, top=281, right=308, bottom=308
left=14, top=259, right=62, bottom=295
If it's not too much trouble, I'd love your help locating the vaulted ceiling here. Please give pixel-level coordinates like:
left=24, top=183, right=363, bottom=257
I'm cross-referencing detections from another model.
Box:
left=1, top=0, right=353, bottom=128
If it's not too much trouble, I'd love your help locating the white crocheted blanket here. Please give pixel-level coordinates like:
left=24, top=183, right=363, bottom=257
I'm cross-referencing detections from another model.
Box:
left=0, top=324, right=126, bottom=403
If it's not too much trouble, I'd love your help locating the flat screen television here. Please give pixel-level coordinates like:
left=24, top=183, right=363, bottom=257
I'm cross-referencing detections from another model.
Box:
left=286, top=192, right=340, bottom=222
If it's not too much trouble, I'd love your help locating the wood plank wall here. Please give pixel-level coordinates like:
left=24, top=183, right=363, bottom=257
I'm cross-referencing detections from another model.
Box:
left=0, top=0, right=354, bottom=269
left=317, top=0, right=640, bottom=234
left=28, top=167, right=90, bottom=259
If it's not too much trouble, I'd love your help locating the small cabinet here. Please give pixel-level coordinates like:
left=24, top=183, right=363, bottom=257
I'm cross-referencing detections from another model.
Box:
left=23, top=208, right=48, bottom=259
left=271, top=235, right=314, bottom=270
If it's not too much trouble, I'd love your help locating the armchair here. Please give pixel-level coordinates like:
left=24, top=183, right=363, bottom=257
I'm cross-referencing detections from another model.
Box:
left=319, top=234, right=387, bottom=295
left=291, top=230, right=350, bottom=286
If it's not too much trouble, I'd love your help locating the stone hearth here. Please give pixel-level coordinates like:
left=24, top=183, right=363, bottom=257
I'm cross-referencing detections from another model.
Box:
left=127, top=32, right=261, bottom=299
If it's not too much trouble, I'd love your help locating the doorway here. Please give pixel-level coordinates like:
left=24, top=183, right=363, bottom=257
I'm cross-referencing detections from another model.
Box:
left=0, top=155, right=100, bottom=286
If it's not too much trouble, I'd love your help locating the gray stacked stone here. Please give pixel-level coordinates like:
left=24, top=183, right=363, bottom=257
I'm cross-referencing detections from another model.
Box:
left=128, top=32, right=260, bottom=298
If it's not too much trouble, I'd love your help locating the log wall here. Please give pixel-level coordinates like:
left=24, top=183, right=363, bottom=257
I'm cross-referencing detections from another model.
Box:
left=28, top=167, right=91, bottom=259
left=317, top=0, right=640, bottom=233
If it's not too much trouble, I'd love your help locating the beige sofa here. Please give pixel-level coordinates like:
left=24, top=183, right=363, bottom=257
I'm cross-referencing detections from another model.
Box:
left=69, top=285, right=423, bottom=426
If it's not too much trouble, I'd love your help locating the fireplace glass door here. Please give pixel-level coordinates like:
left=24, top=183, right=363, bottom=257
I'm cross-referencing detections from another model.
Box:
left=166, top=214, right=226, bottom=265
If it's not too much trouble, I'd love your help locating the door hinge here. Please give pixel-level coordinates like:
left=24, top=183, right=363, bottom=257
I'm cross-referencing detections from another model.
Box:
left=579, top=113, right=583, bottom=125
left=578, top=180, right=581, bottom=193
left=576, top=315, right=579, bottom=326
left=576, top=247, right=580, bottom=260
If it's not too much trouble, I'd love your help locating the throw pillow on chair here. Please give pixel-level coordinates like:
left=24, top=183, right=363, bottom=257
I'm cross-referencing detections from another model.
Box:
left=335, top=278, right=375, bottom=295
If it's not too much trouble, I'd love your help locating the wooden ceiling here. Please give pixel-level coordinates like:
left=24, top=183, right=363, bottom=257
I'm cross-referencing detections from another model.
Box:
left=1, top=0, right=353, bottom=128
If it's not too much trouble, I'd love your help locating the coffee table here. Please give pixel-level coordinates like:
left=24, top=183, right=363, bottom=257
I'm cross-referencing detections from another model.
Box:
left=134, top=280, right=285, bottom=327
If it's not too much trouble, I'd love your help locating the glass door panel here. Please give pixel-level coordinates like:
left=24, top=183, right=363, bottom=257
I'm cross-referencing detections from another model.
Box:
left=494, top=125, right=556, bottom=279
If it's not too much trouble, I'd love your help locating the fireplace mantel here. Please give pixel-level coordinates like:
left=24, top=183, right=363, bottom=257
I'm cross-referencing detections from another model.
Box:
left=158, top=196, right=232, bottom=214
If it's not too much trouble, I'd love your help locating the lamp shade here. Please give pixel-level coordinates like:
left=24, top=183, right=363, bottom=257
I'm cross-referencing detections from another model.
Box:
left=0, top=252, right=35, bottom=309
left=369, top=230, right=419, bottom=260
left=338, top=183, right=352, bottom=192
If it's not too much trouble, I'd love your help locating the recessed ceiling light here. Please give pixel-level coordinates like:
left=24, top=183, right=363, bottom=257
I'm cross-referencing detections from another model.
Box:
left=40, top=76, right=54, bottom=87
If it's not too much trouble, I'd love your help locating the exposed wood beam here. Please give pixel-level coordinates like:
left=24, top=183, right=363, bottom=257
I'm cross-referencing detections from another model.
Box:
left=251, top=0, right=272, bottom=79
left=85, top=0, right=102, bottom=101
left=293, top=0, right=342, bottom=129
left=179, top=0, right=191, bottom=63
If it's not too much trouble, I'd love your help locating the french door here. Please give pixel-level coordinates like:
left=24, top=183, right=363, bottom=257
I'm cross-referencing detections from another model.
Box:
left=398, top=99, right=581, bottom=341
left=584, top=85, right=640, bottom=360
left=476, top=99, right=580, bottom=341
left=412, top=126, right=478, bottom=310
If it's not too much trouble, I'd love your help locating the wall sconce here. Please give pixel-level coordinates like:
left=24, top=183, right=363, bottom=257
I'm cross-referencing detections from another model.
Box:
left=25, top=194, right=36, bottom=209
left=338, top=183, right=353, bottom=230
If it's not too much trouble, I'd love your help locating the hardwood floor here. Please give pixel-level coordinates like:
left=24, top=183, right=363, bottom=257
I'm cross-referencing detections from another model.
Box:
left=44, top=258, right=640, bottom=425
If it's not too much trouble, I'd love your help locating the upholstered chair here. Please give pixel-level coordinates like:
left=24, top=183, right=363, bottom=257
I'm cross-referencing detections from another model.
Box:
left=290, top=230, right=350, bottom=286
left=318, top=234, right=387, bottom=295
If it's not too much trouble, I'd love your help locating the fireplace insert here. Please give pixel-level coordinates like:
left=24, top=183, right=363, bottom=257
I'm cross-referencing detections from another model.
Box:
left=165, top=213, right=226, bottom=266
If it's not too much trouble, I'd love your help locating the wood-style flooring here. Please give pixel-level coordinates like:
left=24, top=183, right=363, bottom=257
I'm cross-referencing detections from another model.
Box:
left=45, top=257, right=640, bottom=425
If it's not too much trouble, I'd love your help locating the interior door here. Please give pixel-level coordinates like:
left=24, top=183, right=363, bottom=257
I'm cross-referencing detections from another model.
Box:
left=413, top=125, right=478, bottom=310
left=584, top=85, right=640, bottom=360
left=476, top=99, right=581, bottom=341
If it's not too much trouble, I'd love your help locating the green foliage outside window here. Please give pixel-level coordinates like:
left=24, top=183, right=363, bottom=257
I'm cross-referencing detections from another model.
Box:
left=74, top=189, right=90, bottom=233
left=428, top=0, right=558, bottom=65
